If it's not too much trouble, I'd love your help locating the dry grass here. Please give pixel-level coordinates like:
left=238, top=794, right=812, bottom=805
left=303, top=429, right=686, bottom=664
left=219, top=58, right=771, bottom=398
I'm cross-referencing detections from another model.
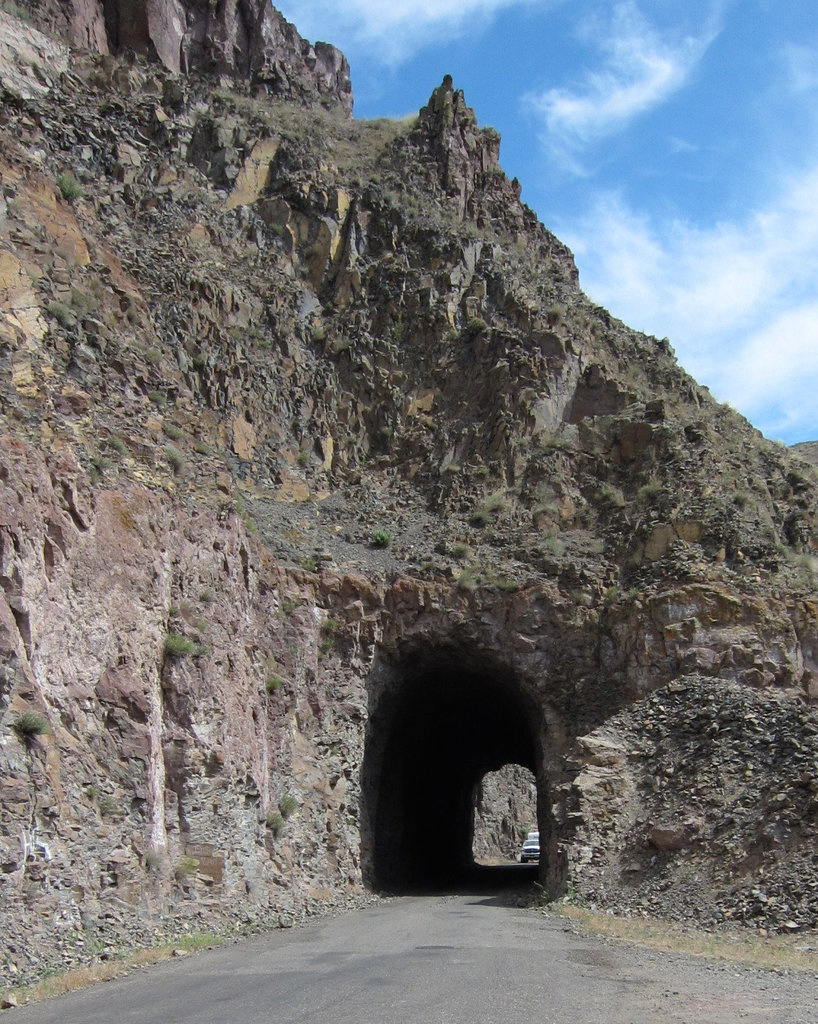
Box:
left=553, top=904, right=818, bottom=972
left=2, top=932, right=223, bottom=1008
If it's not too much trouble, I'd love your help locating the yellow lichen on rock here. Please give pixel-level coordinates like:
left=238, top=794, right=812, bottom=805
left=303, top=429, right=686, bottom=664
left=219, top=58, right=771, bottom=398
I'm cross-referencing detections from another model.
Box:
left=0, top=251, right=46, bottom=347
left=225, top=138, right=281, bottom=211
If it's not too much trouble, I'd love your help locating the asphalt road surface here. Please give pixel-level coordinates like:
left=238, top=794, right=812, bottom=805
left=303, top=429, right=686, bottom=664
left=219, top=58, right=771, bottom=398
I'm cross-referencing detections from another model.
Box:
left=11, top=892, right=818, bottom=1024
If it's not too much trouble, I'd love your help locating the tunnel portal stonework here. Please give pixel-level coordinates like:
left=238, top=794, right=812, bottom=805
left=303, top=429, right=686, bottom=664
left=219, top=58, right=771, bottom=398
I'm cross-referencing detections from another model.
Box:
left=361, top=580, right=635, bottom=895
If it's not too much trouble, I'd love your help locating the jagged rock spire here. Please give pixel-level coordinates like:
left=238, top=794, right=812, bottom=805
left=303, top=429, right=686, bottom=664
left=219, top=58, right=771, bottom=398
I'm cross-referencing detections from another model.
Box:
left=413, top=75, right=502, bottom=209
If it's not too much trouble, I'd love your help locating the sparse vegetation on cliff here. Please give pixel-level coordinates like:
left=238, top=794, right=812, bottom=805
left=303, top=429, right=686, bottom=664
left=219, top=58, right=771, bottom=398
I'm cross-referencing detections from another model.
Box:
left=12, top=710, right=50, bottom=739
left=164, top=632, right=205, bottom=657
left=56, top=171, right=82, bottom=202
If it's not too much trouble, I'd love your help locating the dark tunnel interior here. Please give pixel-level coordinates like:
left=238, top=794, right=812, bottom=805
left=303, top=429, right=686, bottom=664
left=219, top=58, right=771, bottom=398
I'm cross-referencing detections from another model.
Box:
left=362, top=649, right=542, bottom=892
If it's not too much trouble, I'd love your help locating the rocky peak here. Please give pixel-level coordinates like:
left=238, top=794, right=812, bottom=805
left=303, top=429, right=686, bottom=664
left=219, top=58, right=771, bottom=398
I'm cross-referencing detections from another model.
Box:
left=409, top=74, right=502, bottom=219
left=401, top=76, right=574, bottom=273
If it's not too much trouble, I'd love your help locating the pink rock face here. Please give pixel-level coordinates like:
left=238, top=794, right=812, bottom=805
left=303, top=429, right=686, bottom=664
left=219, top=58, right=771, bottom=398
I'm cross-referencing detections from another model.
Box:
left=69, top=0, right=108, bottom=53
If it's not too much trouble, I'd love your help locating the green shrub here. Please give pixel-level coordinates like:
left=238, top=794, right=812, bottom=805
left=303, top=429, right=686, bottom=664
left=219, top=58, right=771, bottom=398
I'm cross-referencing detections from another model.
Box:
left=47, top=300, right=73, bottom=327
left=637, top=482, right=662, bottom=503
left=733, top=490, right=751, bottom=509
left=464, top=316, right=487, bottom=337
left=301, top=555, right=317, bottom=572
left=194, top=440, right=211, bottom=455
left=107, top=435, right=127, bottom=456
left=371, top=528, right=392, bottom=548
left=495, top=576, right=519, bottom=593
left=143, top=849, right=162, bottom=872
left=265, top=811, right=285, bottom=834
left=164, top=632, right=204, bottom=657
left=265, top=675, right=284, bottom=694
left=456, top=569, right=479, bottom=591
left=98, top=793, right=122, bottom=817
left=594, top=483, right=625, bottom=509
left=470, top=492, right=505, bottom=526
left=164, top=444, right=185, bottom=474
left=318, top=616, right=337, bottom=658
left=0, top=3, right=30, bottom=20
left=13, top=709, right=50, bottom=739
left=70, top=289, right=96, bottom=315
left=56, top=171, right=82, bottom=202
left=174, top=855, right=199, bottom=880
left=278, top=794, right=299, bottom=819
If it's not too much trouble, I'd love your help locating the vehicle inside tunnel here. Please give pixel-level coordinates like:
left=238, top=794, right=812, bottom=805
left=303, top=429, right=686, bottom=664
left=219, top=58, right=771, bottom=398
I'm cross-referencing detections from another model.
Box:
left=361, top=647, right=544, bottom=893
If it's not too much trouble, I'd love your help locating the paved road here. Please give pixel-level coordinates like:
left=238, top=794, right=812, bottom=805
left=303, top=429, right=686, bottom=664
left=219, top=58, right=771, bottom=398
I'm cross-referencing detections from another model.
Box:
left=11, top=893, right=818, bottom=1024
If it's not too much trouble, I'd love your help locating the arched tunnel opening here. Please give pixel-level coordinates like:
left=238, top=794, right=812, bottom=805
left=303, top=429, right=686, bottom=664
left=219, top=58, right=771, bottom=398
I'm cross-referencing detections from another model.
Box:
left=472, top=764, right=538, bottom=865
left=361, top=646, right=547, bottom=893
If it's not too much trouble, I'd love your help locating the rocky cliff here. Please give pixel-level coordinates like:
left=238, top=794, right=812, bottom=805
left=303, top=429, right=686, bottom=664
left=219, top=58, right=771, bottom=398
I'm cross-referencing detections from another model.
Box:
left=1, top=1, right=817, bottom=990
left=12, top=0, right=352, bottom=109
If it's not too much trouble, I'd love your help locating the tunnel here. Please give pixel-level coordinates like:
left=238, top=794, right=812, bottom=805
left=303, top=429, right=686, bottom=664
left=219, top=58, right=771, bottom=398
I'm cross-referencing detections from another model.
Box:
left=361, top=645, right=545, bottom=892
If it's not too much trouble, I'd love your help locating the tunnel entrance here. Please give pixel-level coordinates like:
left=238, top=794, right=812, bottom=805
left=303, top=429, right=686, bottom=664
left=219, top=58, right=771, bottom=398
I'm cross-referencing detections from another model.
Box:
left=361, top=646, right=545, bottom=893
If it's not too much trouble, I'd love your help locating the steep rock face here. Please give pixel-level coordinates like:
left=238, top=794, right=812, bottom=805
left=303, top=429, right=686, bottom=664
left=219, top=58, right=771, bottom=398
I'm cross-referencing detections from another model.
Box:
left=21, top=0, right=353, bottom=112
left=103, top=0, right=352, bottom=109
left=0, top=10, right=69, bottom=100
left=0, top=437, right=370, bottom=979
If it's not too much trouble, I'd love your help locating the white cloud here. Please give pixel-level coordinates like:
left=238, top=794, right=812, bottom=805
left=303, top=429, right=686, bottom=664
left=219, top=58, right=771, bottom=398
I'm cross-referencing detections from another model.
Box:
left=526, top=2, right=718, bottom=171
left=725, top=306, right=818, bottom=440
left=559, top=162, right=818, bottom=442
left=275, top=0, right=549, bottom=64
left=781, top=43, right=818, bottom=95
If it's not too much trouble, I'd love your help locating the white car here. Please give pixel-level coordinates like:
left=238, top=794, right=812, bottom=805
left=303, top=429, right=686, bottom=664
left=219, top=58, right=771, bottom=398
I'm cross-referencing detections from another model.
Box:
left=520, top=830, right=540, bottom=863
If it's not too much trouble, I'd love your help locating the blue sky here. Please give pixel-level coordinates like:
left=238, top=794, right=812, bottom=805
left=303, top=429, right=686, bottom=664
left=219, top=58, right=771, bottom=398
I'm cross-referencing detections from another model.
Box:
left=275, top=1, right=818, bottom=445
